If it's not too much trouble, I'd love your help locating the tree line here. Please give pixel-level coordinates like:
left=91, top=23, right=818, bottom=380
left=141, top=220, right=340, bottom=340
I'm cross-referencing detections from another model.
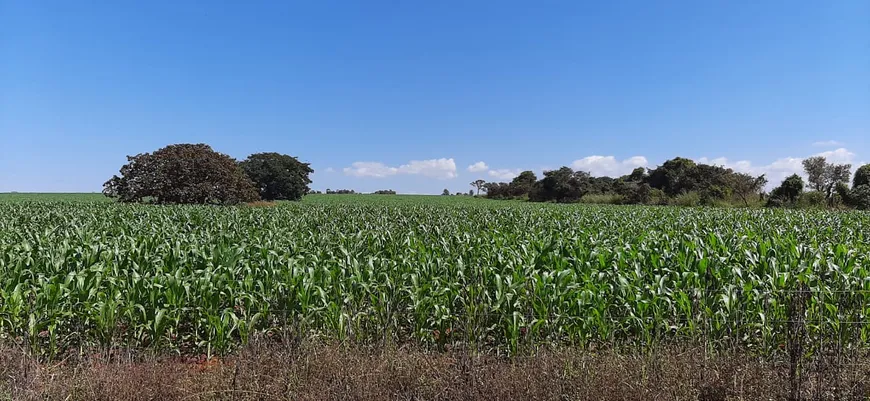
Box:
left=103, top=144, right=313, bottom=204
left=473, top=156, right=870, bottom=210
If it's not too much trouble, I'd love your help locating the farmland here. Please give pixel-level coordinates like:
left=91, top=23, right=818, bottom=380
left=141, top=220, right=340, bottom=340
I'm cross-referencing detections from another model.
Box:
left=1, top=194, right=868, bottom=360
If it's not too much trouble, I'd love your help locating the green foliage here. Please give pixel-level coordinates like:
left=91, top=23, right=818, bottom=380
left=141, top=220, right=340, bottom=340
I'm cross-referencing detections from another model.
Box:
left=645, top=157, right=697, bottom=196
left=103, top=144, right=259, bottom=205
left=802, top=156, right=827, bottom=192
left=529, top=167, right=589, bottom=203
left=802, top=156, right=852, bottom=205
left=2, top=196, right=870, bottom=358
left=670, top=191, right=701, bottom=207
left=848, top=185, right=870, bottom=210
left=727, top=173, right=767, bottom=207
left=509, top=171, right=538, bottom=197
left=649, top=188, right=668, bottom=205
left=470, top=179, right=486, bottom=195
left=622, top=182, right=652, bottom=205
left=767, top=174, right=804, bottom=206
left=854, top=164, right=870, bottom=188
left=239, top=152, right=313, bottom=201
left=798, top=191, right=826, bottom=209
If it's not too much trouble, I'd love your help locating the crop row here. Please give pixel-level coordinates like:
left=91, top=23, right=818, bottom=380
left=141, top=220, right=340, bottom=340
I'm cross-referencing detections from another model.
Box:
left=0, top=198, right=868, bottom=357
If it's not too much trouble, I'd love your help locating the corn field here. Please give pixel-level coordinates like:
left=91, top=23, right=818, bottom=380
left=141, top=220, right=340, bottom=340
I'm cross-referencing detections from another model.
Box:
left=1, top=195, right=869, bottom=358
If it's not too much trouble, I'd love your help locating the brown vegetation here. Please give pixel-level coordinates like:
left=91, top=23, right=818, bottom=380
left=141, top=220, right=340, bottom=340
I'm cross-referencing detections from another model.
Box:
left=244, top=201, right=279, bottom=208
left=2, top=342, right=869, bottom=400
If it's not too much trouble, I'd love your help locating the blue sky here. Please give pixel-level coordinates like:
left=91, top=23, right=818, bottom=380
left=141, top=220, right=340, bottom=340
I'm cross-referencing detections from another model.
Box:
left=1, top=1, right=868, bottom=194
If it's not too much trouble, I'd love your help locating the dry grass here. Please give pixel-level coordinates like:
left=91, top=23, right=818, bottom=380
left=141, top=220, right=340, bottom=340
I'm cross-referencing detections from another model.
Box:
left=2, top=342, right=869, bottom=400
left=243, top=201, right=278, bottom=208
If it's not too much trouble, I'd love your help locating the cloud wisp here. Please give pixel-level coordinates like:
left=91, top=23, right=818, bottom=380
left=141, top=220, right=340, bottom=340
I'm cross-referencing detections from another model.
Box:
left=343, top=158, right=458, bottom=179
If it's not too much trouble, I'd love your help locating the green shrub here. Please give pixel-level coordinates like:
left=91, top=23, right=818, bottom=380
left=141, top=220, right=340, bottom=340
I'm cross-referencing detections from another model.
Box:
left=671, top=192, right=701, bottom=207
left=648, top=189, right=668, bottom=205
left=849, top=185, right=870, bottom=210
left=797, top=191, right=826, bottom=209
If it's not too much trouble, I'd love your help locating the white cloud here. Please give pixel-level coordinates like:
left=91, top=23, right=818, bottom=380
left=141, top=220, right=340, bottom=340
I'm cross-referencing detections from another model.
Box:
left=324, top=167, right=335, bottom=173
left=397, top=158, right=458, bottom=179
left=467, top=161, right=489, bottom=173
left=816, top=147, right=855, bottom=164
left=488, top=169, right=522, bottom=180
left=813, top=140, right=843, bottom=147
left=570, top=155, right=648, bottom=177
left=343, top=162, right=398, bottom=178
left=343, top=158, right=457, bottom=179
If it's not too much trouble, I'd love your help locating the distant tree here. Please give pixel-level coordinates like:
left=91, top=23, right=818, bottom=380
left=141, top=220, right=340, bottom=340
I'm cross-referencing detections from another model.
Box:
left=468, top=189, right=474, bottom=196
left=801, top=156, right=851, bottom=206
left=373, top=189, right=396, bottom=195
left=645, top=157, right=698, bottom=196
left=728, top=173, right=768, bottom=206
left=240, top=152, right=313, bottom=201
left=103, top=143, right=259, bottom=205
left=618, top=181, right=651, bottom=204
left=326, top=189, right=355, bottom=194
left=529, top=167, right=589, bottom=203
left=508, top=171, right=538, bottom=197
left=588, top=176, right=615, bottom=195
left=442, top=189, right=451, bottom=196
left=853, top=164, right=870, bottom=188
left=802, top=156, right=827, bottom=192
left=483, top=182, right=510, bottom=199
left=627, top=167, right=647, bottom=182
left=470, top=179, right=486, bottom=195
left=471, top=180, right=486, bottom=195
left=767, top=174, right=804, bottom=206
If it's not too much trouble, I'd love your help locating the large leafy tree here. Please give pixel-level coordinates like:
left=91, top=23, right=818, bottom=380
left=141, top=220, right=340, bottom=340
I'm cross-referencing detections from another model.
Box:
left=103, top=143, right=259, bottom=204
left=803, top=156, right=851, bottom=193
left=529, top=167, right=589, bottom=203
left=853, top=164, right=870, bottom=188
left=768, top=174, right=804, bottom=205
left=802, top=156, right=827, bottom=192
left=727, top=173, right=767, bottom=206
left=802, top=156, right=851, bottom=205
left=508, top=171, right=538, bottom=197
left=483, top=182, right=510, bottom=199
left=645, top=157, right=698, bottom=196
left=240, top=152, right=313, bottom=201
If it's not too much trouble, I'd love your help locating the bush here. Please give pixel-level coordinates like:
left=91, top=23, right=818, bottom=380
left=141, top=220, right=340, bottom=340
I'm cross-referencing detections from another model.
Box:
left=765, top=196, right=785, bottom=208
left=103, top=143, right=259, bottom=205
left=648, top=189, right=669, bottom=205
left=699, top=186, right=728, bottom=206
left=671, top=192, right=701, bottom=207
left=797, top=191, right=826, bottom=209
left=848, top=185, right=870, bottom=210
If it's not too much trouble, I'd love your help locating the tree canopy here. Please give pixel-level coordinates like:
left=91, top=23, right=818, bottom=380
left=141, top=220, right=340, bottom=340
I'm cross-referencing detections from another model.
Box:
left=479, top=157, right=770, bottom=206
left=529, top=167, right=589, bottom=203
left=103, top=143, right=259, bottom=205
left=239, top=152, right=313, bottom=201
left=854, top=164, right=870, bottom=188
